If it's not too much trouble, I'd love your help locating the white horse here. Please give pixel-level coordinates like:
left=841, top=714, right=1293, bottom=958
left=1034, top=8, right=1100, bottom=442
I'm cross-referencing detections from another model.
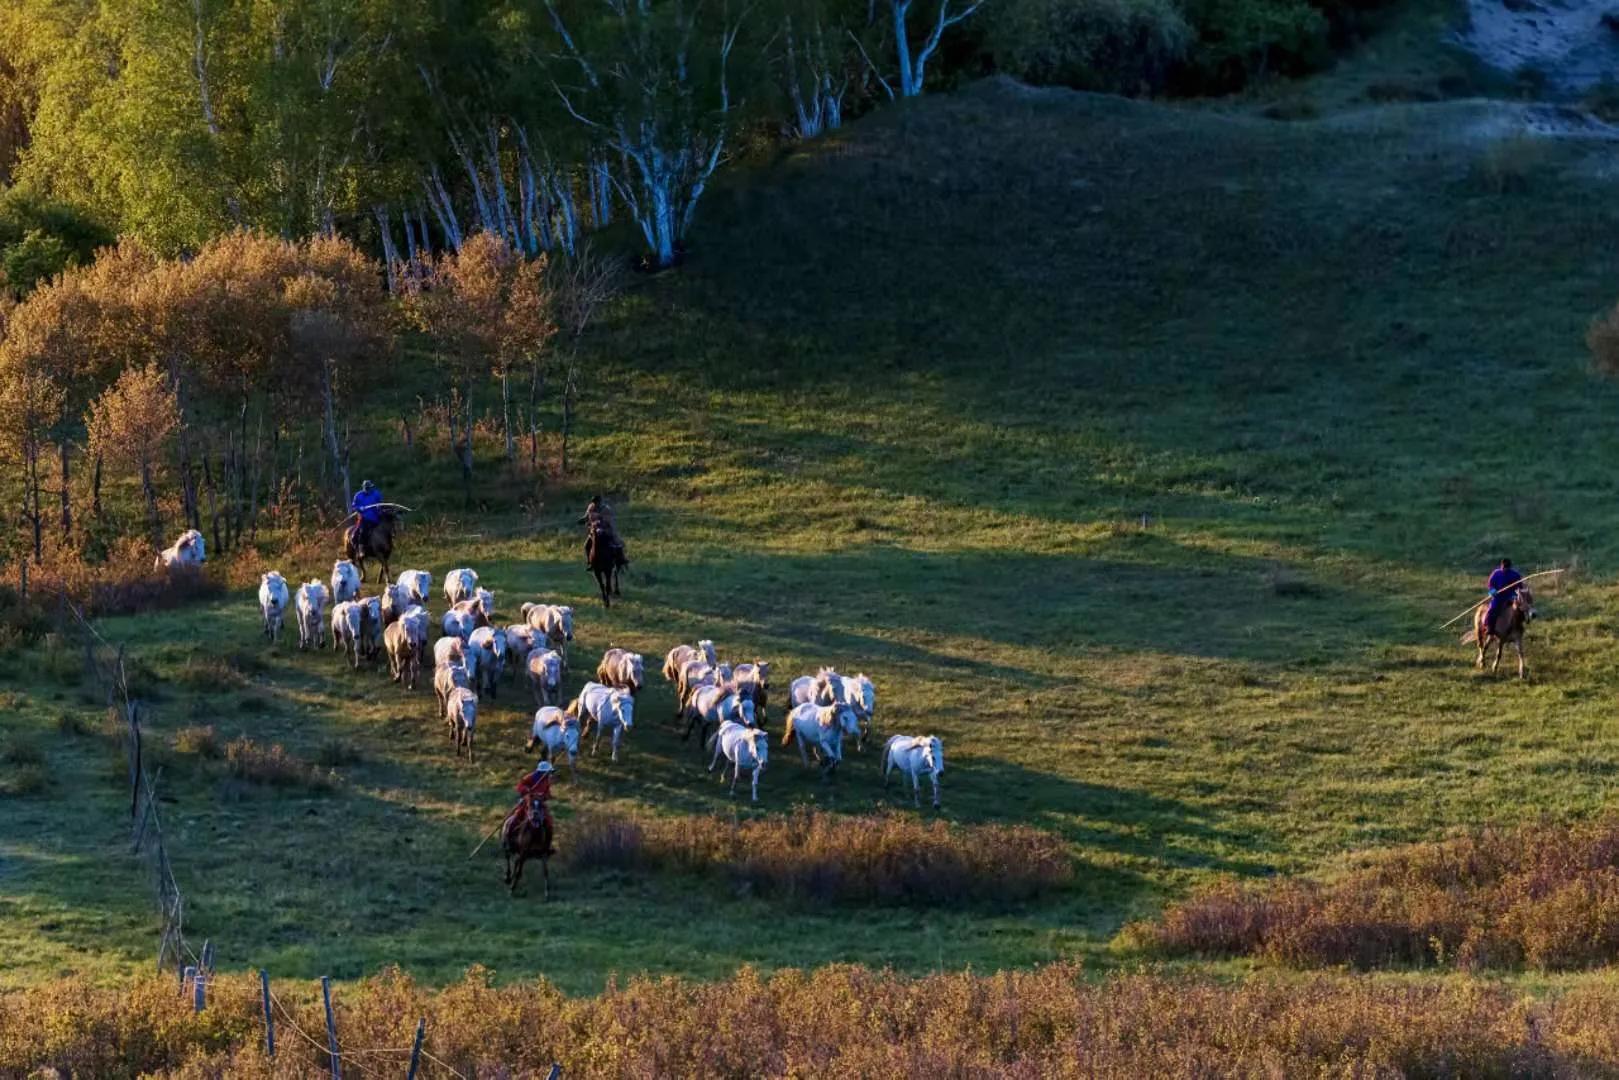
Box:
left=677, top=660, right=733, bottom=715
left=596, top=648, right=645, bottom=695
left=444, top=686, right=477, bottom=762
left=782, top=702, right=856, bottom=772
left=295, top=581, right=330, bottom=650
left=661, top=639, right=717, bottom=683
left=504, top=624, right=538, bottom=676
left=709, top=720, right=769, bottom=802
left=570, top=681, right=634, bottom=762
left=525, top=604, right=575, bottom=668
left=788, top=667, right=839, bottom=708
left=433, top=636, right=478, bottom=682
left=330, top=600, right=363, bottom=669
left=444, top=568, right=479, bottom=606
left=468, top=626, right=506, bottom=698
left=834, top=674, right=875, bottom=741
left=433, top=661, right=472, bottom=714
left=155, top=529, right=206, bottom=570
left=330, top=559, right=361, bottom=603
left=396, top=569, right=432, bottom=605
left=683, top=684, right=754, bottom=750
left=257, top=572, right=289, bottom=643
left=731, top=661, right=771, bottom=721
left=882, top=735, right=944, bottom=809
left=441, top=601, right=482, bottom=641
left=527, top=706, right=581, bottom=773
left=527, top=649, right=563, bottom=707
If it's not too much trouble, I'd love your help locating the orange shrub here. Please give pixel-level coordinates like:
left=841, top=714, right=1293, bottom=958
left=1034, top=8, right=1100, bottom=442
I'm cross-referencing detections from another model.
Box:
left=565, top=808, right=1072, bottom=905
left=9, top=965, right=1619, bottom=1076
left=1126, top=818, right=1619, bottom=971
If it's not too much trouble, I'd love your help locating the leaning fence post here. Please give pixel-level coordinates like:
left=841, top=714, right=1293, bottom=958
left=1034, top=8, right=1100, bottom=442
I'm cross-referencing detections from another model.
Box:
left=547, top=1064, right=563, bottom=1080
left=321, top=975, right=342, bottom=1079
left=182, top=965, right=196, bottom=1001
left=406, top=1017, right=425, bottom=1080
left=260, top=970, right=275, bottom=1060
left=193, top=970, right=206, bottom=1012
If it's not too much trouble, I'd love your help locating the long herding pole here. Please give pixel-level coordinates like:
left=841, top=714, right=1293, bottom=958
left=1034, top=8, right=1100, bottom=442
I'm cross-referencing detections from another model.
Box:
left=1439, top=568, right=1567, bottom=630
left=468, top=814, right=508, bottom=859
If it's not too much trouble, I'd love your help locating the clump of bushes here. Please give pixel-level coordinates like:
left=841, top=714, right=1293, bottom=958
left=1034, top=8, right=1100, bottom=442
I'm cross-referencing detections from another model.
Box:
left=565, top=808, right=1071, bottom=905
left=8, top=537, right=220, bottom=623
left=1588, top=299, right=1619, bottom=376
left=11, top=965, right=1619, bottom=1076
left=222, top=737, right=332, bottom=791
left=1124, top=818, right=1619, bottom=970
left=171, top=725, right=221, bottom=759
left=986, top=0, right=1193, bottom=95
left=315, top=738, right=363, bottom=768
left=0, top=736, right=47, bottom=797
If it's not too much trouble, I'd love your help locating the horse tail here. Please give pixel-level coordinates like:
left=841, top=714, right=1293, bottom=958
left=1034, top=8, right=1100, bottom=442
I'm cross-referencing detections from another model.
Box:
left=782, top=718, right=795, bottom=747
left=1460, top=630, right=1478, bottom=645
left=564, top=696, right=580, bottom=718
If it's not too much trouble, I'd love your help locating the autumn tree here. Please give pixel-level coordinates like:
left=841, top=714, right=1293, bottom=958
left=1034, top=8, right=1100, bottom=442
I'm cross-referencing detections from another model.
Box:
left=85, top=364, right=179, bottom=547
left=403, top=231, right=554, bottom=487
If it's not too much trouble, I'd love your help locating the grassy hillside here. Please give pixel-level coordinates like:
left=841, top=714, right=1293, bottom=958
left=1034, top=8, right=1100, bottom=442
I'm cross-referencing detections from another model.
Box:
left=6, top=80, right=1619, bottom=993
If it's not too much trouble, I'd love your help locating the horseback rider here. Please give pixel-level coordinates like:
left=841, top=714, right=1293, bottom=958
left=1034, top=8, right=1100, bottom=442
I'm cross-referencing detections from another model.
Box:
left=579, top=494, right=626, bottom=569
left=1483, top=557, right=1524, bottom=634
left=503, top=760, right=555, bottom=855
left=350, top=480, right=384, bottom=550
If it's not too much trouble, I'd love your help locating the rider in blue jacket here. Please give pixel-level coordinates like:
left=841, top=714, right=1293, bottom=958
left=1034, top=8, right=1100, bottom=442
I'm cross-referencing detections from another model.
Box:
left=1483, top=557, right=1523, bottom=632
left=351, top=481, right=383, bottom=546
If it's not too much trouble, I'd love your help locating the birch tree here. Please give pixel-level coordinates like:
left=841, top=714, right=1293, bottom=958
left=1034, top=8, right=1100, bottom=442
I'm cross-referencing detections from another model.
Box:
left=543, top=0, right=748, bottom=268
left=888, top=0, right=984, bottom=96
left=85, top=364, right=179, bottom=548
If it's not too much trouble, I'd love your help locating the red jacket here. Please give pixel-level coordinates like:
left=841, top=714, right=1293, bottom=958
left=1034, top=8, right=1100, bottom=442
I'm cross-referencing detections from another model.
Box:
left=517, top=771, right=552, bottom=802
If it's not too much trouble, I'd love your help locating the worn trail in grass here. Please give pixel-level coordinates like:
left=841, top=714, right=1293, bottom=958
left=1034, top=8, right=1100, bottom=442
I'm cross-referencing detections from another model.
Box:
left=6, top=81, right=1619, bottom=991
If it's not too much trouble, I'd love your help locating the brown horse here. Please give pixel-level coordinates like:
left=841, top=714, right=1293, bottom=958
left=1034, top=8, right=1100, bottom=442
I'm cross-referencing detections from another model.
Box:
left=587, top=523, right=626, bottom=608
left=1467, top=583, right=1536, bottom=679
left=344, top=510, right=397, bottom=585
left=502, top=811, right=553, bottom=899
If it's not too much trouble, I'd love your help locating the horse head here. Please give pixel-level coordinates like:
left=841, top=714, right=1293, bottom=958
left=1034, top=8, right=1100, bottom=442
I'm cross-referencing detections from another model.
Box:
left=737, top=697, right=757, bottom=727
left=746, top=728, right=769, bottom=767
left=1516, top=583, right=1537, bottom=623
left=611, top=691, right=634, bottom=730
left=836, top=707, right=861, bottom=738
left=926, top=737, right=944, bottom=774
left=754, top=660, right=771, bottom=687
left=698, top=639, right=717, bottom=665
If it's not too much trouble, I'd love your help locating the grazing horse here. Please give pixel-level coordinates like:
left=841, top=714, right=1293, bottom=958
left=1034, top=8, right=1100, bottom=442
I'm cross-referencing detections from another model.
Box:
left=1467, top=582, right=1537, bottom=679
left=782, top=703, right=855, bottom=774
left=883, top=735, right=944, bottom=809
left=588, top=522, right=627, bottom=608
left=344, top=509, right=397, bottom=585
left=502, top=811, right=552, bottom=899
left=709, top=720, right=769, bottom=802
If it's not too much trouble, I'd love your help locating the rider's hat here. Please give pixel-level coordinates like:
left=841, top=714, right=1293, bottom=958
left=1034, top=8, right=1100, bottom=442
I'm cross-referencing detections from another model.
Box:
left=533, top=760, right=556, bottom=774
left=361, top=479, right=374, bottom=490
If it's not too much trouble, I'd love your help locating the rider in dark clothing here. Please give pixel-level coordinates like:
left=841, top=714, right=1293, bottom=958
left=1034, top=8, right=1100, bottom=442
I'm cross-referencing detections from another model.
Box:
left=579, top=494, right=625, bottom=569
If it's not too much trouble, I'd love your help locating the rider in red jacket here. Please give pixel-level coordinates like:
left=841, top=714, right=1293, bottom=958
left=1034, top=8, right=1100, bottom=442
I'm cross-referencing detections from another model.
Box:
left=504, top=761, right=555, bottom=852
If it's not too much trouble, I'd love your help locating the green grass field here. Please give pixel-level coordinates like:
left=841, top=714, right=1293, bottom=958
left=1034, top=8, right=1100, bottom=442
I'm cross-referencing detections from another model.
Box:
left=6, top=78, right=1619, bottom=993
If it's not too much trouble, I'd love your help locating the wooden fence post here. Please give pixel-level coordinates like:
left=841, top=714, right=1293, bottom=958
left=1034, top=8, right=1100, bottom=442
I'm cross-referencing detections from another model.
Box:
left=406, top=1017, right=425, bottom=1080
left=321, top=975, right=342, bottom=1079
left=182, top=965, right=196, bottom=1001
left=260, top=970, right=275, bottom=1060
left=547, top=1064, right=563, bottom=1080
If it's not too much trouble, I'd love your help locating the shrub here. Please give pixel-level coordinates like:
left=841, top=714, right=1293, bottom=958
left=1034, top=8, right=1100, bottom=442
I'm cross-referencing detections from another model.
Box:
left=173, top=654, right=248, bottom=690
left=0, top=736, right=44, bottom=766
left=565, top=808, right=1072, bottom=905
left=172, top=725, right=221, bottom=759
left=1261, top=96, right=1320, bottom=121
left=0, top=763, right=48, bottom=797
left=1124, top=818, right=1619, bottom=971
left=19, top=537, right=220, bottom=619
left=222, top=737, right=332, bottom=791
left=10, top=966, right=1619, bottom=1075
left=986, top=0, right=1192, bottom=94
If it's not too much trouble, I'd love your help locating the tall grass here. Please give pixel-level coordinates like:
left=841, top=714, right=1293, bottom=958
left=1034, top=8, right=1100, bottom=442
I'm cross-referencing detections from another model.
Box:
left=9, top=965, right=1619, bottom=1077
left=1125, top=818, right=1619, bottom=971
left=566, top=809, right=1071, bottom=904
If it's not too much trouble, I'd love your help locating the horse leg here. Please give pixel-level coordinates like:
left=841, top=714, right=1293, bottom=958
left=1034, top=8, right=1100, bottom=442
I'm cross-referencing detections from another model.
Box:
left=911, top=771, right=921, bottom=808
left=611, top=726, right=621, bottom=763
left=730, top=758, right=740, bottom=797
left=1516, top=636, right=1527, bottom=680
left=798, top=737, right=811, bottom=768
left=1492, top=639, right=1504, bottom=675
left=510, top=853, right=524, bottom=896
left=931, top=772, right=941, bottom=810
left=751, top=765, right=760, bottom=802
left=708, top=734, right=723, bottom=773
left=503, top=847, right=512, bottom=885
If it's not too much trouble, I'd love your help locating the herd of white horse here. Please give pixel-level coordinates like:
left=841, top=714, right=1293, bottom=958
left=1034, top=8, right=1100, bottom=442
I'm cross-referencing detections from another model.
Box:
left=248, top=554, right=946, bottom=808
